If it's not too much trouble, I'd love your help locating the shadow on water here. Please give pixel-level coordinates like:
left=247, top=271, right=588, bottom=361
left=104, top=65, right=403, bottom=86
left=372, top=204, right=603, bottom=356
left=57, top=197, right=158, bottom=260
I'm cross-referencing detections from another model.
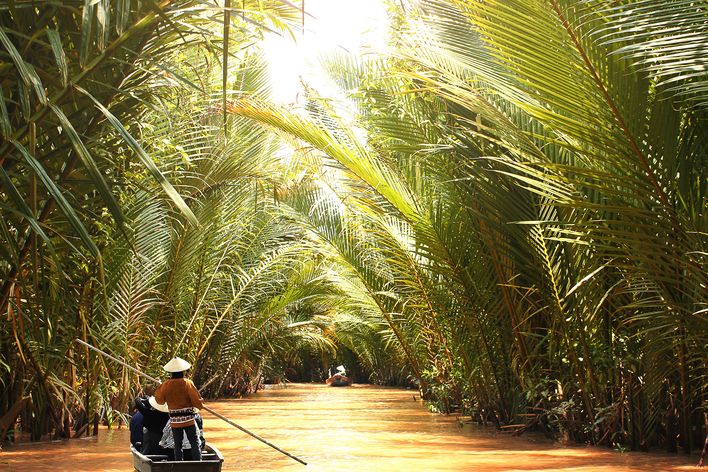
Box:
left=0, top=384, right=697, bottom=471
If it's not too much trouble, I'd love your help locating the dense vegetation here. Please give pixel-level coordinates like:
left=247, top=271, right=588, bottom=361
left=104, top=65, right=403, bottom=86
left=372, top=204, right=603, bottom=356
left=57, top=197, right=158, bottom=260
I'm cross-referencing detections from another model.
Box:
left=0, top=0, right=705, bottom=455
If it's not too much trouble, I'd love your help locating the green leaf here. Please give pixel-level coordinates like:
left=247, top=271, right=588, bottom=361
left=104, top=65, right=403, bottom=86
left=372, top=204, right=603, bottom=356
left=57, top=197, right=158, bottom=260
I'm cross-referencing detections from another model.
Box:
left=0, top=84, right=11, bottom=137
left=10, top=139, right=100, bottom=257
left=75, top=85, right=200, bottom=227
left=48, top=103, right=124, bottom=228
left=0, top=166, right=61, bottom=270
left=0, top=27, right=46, bottom=104
left=46, top=29, right=68, bottom=87
left=80, top=0, right=95, bottom=67
left=0, top=26, right=33, bottom=86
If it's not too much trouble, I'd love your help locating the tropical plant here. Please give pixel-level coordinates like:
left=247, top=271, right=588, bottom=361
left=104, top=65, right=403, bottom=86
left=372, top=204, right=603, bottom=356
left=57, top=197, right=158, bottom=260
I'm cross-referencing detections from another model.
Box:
left=227, top=0, right=706, bottom=451
left=1, top=0, right=705, bottom=456
left=0, top=0, right=305, bottom=439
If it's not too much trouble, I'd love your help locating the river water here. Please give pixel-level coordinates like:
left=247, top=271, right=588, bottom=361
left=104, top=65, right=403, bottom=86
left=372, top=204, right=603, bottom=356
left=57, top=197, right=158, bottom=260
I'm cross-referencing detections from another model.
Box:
left=0, top=383, right=697, bottom=471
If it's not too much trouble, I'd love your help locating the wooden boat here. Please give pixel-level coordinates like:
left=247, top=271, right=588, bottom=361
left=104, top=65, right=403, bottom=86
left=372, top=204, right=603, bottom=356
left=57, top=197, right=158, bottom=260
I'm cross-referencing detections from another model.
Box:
left=326, top=373, right=351, bottom=387
left=131, top=443, right=224, bottom=472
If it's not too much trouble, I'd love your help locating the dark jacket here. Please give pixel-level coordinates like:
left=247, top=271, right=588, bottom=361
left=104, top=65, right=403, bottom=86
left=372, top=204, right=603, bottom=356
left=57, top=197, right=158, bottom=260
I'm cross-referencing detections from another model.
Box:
left=134, top=397, right=169, bottom=433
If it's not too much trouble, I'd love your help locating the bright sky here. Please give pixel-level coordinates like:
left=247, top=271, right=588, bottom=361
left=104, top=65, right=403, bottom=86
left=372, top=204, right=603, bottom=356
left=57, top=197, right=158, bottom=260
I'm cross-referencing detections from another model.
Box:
left=262, top=0, right=389, bottom=104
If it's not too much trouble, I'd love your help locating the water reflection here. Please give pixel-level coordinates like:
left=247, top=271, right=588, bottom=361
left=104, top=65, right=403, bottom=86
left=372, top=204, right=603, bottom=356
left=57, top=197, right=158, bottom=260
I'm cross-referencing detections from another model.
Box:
left=0, top=384, right=696, bottom=471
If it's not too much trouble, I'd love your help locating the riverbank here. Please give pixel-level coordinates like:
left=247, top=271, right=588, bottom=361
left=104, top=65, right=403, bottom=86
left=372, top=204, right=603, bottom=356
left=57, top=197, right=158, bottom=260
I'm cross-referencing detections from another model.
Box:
left=0, top=384, right=698, bottom=471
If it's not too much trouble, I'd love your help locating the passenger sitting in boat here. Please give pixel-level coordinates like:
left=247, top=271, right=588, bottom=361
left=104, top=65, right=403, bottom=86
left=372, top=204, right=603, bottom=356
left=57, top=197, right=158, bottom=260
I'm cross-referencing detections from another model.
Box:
left=159, top=414, right=203, bottom=460
left=129, top=403, right=144, bottom=448
left=155, top=356, right=205, bottom=461
left=134, top=395, right=170, bottom=455
left=196, top=412, right=205, bottom=447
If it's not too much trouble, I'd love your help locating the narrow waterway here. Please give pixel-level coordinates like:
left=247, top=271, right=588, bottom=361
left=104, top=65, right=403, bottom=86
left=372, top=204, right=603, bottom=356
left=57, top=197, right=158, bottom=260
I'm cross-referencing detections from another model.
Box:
left=0, top=384, right=697, bottom=471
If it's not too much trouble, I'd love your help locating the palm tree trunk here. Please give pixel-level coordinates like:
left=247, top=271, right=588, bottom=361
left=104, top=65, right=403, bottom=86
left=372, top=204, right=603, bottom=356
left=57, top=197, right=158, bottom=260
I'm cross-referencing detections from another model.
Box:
left=677, top=329, right=692, bottom=453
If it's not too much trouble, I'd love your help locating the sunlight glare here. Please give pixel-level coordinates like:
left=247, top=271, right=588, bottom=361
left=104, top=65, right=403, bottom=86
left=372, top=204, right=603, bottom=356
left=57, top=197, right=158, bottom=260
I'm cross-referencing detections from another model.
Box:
left=263, top=0, right=389, bottom=104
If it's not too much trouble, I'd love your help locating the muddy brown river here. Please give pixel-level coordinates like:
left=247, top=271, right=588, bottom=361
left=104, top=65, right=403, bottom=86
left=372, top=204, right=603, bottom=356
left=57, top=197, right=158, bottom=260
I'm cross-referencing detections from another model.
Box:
left=0, top=384, right=697, bottom=471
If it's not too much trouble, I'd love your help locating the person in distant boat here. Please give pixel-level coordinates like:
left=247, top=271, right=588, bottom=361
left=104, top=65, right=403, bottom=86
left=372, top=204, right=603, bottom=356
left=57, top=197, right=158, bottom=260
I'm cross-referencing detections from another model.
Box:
left=328, top=365, right=346, bottom=378
left=129, top=402, right=144, bottom=448
left=134, top=395, right=170, bottom=455
left=154, top=357, right=205, bottom=461
left=326, top=364, right=352, bottom=387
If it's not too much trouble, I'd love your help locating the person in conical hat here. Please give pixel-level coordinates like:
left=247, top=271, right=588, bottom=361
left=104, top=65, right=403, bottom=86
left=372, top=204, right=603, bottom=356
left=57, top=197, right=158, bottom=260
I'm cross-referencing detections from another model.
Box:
left=148, top=395, right=169, bottom=413
left=154, top=356, right=205, bottom=461
left=163, top=357, right=191, bottom=373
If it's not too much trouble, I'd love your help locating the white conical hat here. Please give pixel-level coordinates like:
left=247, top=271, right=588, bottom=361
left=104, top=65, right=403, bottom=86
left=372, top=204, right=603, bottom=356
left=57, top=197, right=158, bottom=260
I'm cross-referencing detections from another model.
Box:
left=148, top=396, right=169, bottom=413
left=163, top=357, right=192, bottom=373
left=336, top=365, right=346, bottom=373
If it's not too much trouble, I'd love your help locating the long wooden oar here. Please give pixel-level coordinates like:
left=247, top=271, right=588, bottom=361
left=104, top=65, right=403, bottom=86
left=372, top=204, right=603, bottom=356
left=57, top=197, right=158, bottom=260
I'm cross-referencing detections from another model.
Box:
left=75, top=339, right=307, bottom=466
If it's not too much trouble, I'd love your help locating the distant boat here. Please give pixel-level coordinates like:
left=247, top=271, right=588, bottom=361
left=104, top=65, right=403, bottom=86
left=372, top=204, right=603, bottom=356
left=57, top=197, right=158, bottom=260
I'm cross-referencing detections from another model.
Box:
left=131, top=443, right=224, bottom=471
left=326, top=373, right=352, bottom=387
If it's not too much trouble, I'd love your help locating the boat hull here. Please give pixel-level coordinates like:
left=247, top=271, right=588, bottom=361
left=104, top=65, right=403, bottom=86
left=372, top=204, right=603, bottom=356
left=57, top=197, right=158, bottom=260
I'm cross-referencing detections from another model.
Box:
left=326, top=375, right=351, bottom=387
left=131, top=443, right=224, bottom=472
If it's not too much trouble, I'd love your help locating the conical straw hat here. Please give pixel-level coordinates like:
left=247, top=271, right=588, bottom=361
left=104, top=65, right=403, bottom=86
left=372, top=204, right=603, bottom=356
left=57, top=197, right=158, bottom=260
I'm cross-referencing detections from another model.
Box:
left=148, top=396, right=169, bottom=413
left=163, top=357, right=192, bottom=373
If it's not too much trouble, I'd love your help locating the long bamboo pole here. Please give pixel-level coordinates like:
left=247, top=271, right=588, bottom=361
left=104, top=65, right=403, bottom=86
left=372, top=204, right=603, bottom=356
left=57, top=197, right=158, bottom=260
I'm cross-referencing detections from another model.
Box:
left=75, top=339, right=307, bottom=466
